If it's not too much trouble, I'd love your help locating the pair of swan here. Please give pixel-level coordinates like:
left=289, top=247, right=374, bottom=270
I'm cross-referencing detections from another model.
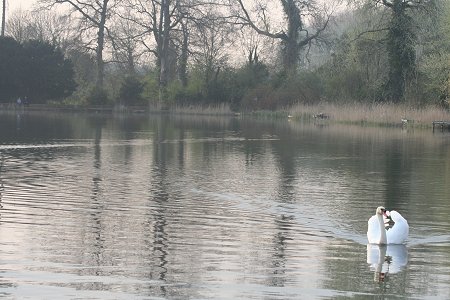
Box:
left=367, top=206, right=409, bottom=244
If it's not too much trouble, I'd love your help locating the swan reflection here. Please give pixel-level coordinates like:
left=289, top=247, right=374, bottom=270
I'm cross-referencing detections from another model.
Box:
left=367, top=244, right=408, bottom=282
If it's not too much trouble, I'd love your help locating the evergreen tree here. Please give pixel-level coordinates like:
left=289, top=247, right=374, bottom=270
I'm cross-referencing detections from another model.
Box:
left=0, top=37, right=24, bottom=102
left=384, top=0, right=416, bottom=102
left=0, top=37, right=76, bottom=103
left=22, top=40, right=76, bottom=102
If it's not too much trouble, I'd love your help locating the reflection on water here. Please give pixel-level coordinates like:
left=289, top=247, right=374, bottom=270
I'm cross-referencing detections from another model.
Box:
left=0, top=112, right=450, bottom=299
left=367, top=244, right=408, bottom=282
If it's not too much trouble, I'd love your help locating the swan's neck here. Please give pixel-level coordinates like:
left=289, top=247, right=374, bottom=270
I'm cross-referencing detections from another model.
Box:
left=378, top=214, right=387, bottom=244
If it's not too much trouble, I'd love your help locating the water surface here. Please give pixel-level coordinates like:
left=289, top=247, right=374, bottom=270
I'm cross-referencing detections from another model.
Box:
left=0, top=112, right=450, bottom=299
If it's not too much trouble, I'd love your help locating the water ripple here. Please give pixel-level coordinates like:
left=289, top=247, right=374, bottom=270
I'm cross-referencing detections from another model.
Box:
left=0, top=115, right=449, bottom=299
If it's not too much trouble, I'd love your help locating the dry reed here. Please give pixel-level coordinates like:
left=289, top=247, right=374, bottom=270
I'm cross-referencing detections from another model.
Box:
left=172, top=103, right=233, bottom=115
left=289, top=103, right=450, bottom=127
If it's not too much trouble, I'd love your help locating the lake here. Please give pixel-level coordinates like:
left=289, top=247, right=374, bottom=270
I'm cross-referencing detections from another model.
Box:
left=0, top=111, right=449, bottom=299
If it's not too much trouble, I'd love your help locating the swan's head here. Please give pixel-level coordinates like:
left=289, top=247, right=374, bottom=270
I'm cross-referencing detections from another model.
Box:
left=376, top=206, right=387, bottom=216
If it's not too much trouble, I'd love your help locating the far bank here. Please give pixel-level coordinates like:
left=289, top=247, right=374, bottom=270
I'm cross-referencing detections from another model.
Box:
left=2, top=102, right=450, bottom=129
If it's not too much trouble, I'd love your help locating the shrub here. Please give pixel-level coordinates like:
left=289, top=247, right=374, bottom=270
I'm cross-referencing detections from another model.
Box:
left=141, top=72, right=160, bottom=105
left=118, top=75, right=144, bottom=106
left=241, top=71, right=323, bottom=110
left=86, top=86, right=109, bottom=105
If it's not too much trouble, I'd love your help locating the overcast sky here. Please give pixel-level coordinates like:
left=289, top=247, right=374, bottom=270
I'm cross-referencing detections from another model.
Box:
left=1, top=0, right=39, bottom=26
left=8, top=0, right=37, bottom=11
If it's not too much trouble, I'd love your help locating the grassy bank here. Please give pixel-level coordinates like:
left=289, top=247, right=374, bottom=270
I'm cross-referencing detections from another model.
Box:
left=288, top=103, right=450, bottom=128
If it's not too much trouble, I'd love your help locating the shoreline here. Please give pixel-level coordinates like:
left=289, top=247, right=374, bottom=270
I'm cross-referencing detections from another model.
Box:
left=2, top=102, right=450, bottom=129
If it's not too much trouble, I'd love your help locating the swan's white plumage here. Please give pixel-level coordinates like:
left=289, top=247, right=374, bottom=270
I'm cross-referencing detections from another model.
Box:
left=367, top=215, right=382, bottom=244
left=367, top=209, right=409, bottom=244
left=386, top=211, right=409, bottom=244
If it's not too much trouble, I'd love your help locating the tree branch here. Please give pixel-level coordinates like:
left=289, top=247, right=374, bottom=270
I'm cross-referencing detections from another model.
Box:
left=298, top=13, right=330, bottom=47
left=350, top=27, right=389, bottom=42
left=235, top=0, right=286, bottom=40
left=54, top=0, right=100, bottom=25
left=381, top=0, right=393, bottom=8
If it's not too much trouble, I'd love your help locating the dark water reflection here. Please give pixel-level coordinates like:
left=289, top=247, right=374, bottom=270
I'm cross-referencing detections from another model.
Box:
left=0, top=111, right=450, bottom=299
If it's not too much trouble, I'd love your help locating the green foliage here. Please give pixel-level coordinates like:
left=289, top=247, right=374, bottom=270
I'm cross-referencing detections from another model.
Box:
left=385, top=1, right=416, bottom=102
left=0, top=37, right=23, bottom=102
left=161, top=65, right=242, bottom=108
left=151, top=59, right=323, bottom=111
left=86, top=86, right=109, bottom=105
left=314, top=1, right=435, bottom=104
left=5, top=1, right=449, bottom=110
left=0, top=37, right=76, bottom=103
left=241, top=71, right=323, bottom=110
left=22, top=40, right=77, bottom=102
left=160, top=80, right=181, bottom=104
left=118, top=75, right=145, bottom=106
left=236, top=61, right=270, bottom=89
left=415, top=0, right=450, bottom=108
left=205, top=67, right=237, bottom=104
left=318, top=63, right=365, bottom=102
left=241, top=84, right=273, bottom=110
left=225, top=62, right=270, bottom=110
left=67, top=50, right=96, bottom=90
left=317, top=32, right=387, bottom=103
left=183, top=74, right=205, bottom=102
left=142, top=71, right=160, bottom=105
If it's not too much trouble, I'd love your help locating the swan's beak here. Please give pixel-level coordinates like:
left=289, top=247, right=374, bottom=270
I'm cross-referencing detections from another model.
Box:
left=383, top=210, right=389, bottom=217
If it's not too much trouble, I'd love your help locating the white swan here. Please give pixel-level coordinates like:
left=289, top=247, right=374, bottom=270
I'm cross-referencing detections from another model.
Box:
left=367, top=206, right=409, bottom=244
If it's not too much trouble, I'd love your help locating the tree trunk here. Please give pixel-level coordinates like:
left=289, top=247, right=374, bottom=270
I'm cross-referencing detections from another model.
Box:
left=159, top=0, right=171, bottom=88
left=127, top=45, right=135, bottom=74
left=178, top=21, right=188, bottom=87
left=158, top=0, right=171, bottom=103
left=281, top=0, right=301, bottom=74
left=96, top=0, right=109, bottom=89
left=1, top=0, right=5, bottom=36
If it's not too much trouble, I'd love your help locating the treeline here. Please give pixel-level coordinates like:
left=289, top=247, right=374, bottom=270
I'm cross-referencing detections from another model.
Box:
left=0, top=37, right=75, bottom=103
left=1, top=0, right=449, bottom=110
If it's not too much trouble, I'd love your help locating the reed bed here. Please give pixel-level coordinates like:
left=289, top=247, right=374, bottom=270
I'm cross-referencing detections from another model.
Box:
left=289, top=103, right=450, bottom=127
left=171, top=103, right=233, bottom=115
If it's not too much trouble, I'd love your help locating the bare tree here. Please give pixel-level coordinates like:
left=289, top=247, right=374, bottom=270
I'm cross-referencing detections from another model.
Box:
left=237, top=25, right=277, bottom=67
left=124, top=0, right=188, bottom=90
left=122, top=0, right=226, bottom=97
left=5, top=9, right=28, bottom=42
left=40, top=0, right=119, bottom=89
left=231, top=0, right=339, bottom=74
left=173, top=3, right=227, bottom=88
left=190, top=10, right=231, bottom=90
left=108, top=13, right=148, bottom=74
left=6, top=10, right=79, bottom=54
